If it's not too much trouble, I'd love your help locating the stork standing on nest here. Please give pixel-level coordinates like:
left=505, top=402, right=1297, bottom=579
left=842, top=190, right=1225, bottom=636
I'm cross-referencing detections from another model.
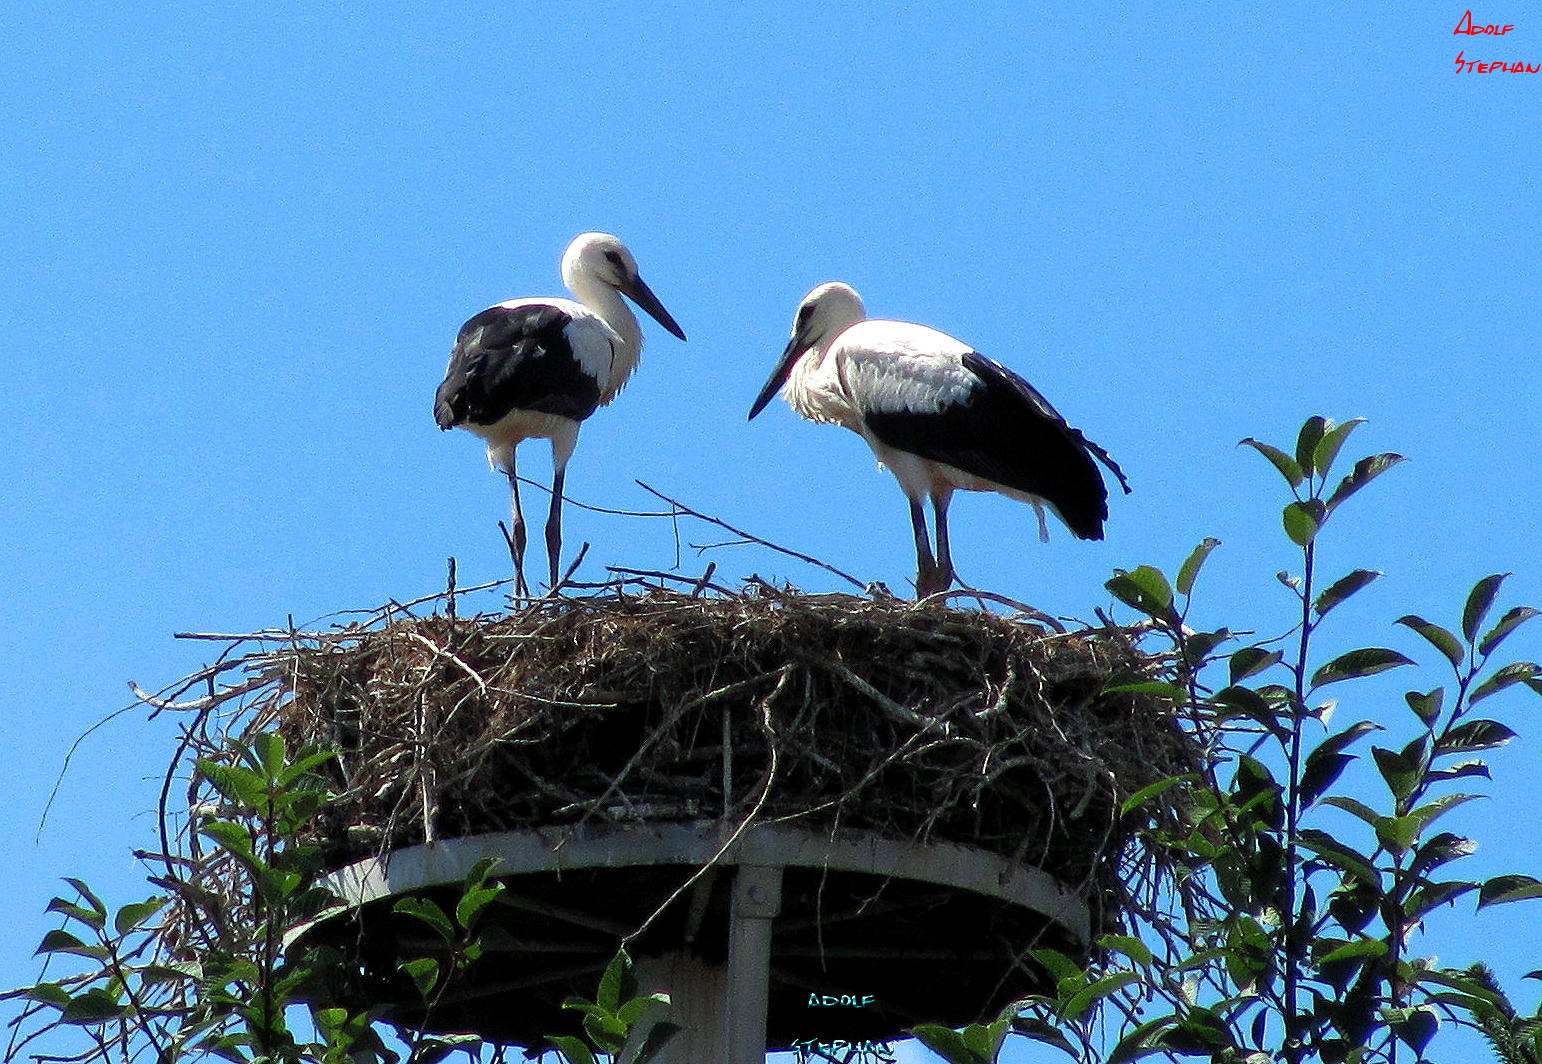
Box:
left=435, top=233, right=687, bottom=595
left=749, top=282, right=1129, bottom=598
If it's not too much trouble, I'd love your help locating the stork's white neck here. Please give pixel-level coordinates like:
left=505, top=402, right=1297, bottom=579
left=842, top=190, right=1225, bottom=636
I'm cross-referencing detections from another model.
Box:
left=787, top=338, right=859, bottom=429
left=566, top=267, right=643, bottom=398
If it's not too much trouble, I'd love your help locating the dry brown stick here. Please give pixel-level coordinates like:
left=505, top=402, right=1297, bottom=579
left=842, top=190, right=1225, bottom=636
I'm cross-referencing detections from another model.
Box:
left=622, top=667, right=789, bottom=946
left=633, top=480, right=866, bottom=590
left=603, top=566, right=738, bottom=598
left=404, top=631, right=488, bottom=696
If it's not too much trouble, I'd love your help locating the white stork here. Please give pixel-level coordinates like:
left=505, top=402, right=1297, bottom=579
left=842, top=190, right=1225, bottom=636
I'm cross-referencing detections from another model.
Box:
left=748, top=282, right=1129, bottom=598
left=434, top=232, right=686, bottom=595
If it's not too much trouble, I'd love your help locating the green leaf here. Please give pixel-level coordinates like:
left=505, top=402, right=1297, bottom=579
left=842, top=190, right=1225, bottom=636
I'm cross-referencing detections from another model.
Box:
left=1064, top=970, right=1141, bottom=1020
left=1317, top=938, right=1387, bottom=966
left=1439, top=718, right=1517, bottom=755
left=1230, top=647, right=1283, bottom=685
left=1315, top=719, right=1383, bottom=759
left=1108, top=1017, right=1178, bottom=1064
left=597, top=949, right=633, bottom=1014
left=1374, top=814, right=1421, bottom=855
left=1212, top=684, right=1290, bottom=739
left=1404, top=794, right=1483, bottom=841
left=197, top=761, right=268, bottom=809
left=1462, top=574, right=1510, bottom=644
left=199, top=821, right=257, bottom=862
left=35, top=929, right=106, bottom=960
left=45, top=897, right=107, bottom=931
left=1106, top=566, right=1177, bottom=624
left=1371, top=746, right=1420, bottom=803
left=1119, top=774, right=1192, bottom=816
left=113, top=897, right=167, bottom=936
left=1329, top=879, right=1382, bottom=934
left=1393, top=1006, right=1439, bottom=1055
left=1315, top=569, right=1381, bottom=616
left=411, top=1035, right=486, bottom=1064
left=1412, top=832, right=1478, bottom=876
left=1104, top=680, right=1189, bottom=701
left=1300, top=753, right=1353, bottom=807
left=1479, top=874, right=1542, bottom=909
left=1240, top=437, right=1305, bottom=487
left=455, top=884, right=504, bottom=932
left=252, top=731, right=288, bottom=780
left=1031, top=948, right=1087, bottom=988
left=278, top=748, right=339, bottom=786
left=1325, top=452, right=1405, bottom=512
left=1406, top=879, right=1478, bottom=919
left=393, top=897, right=454, bottom=943
left=1156, top=1007, right=1233, bottom=1053
left=1312, top=417, right=1366, bottom=477
left=583, top=1004, right=628, bottom=1050
left=1298, top=829, right=1378, bottom=884
left=59, top=988, right=126, bottom=1025
left=1232, top=755, right=1284, bottom=829
left=15, top=982, right=74, bottom=1009
left=1471, top=662, right=1540, bottom=705
left=1405, top=688, right=1444, bottom=727
left=1396, top=615, right=1463, bottom=668
left=1099, top=934, right=1154, bottom=968
left=1313, top=648, right=1416, bottom=688
left=546, top=1034, right=599, bottom=1064
left=1295, top=416, right=1331, bottom=471
left=616, top=992, right=671, bottom=1028
left=910, top=1024, right=985, bottom=1064
left=1479, top=605, right=1541, bottom=657
left=1175, top=537, right=1221, bottom=597
left=1303, top=721, right=1382, bottom=805
left=60, top=878, right=106, bottom=919
left=1321, top=796, right=1382, bottom=826
left=619, top=1020, right=682, bottom=1064
left=1283, top=500, right=1326, bottom=546
left=1012, top=1014, right=1082, bottom=1058
left=399, top=957, right=440, bottom=997
left=961, top=1014, right=1011, bottom=1061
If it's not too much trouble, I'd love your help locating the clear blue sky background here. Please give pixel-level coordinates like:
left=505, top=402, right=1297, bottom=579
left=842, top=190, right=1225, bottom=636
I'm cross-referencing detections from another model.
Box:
left=2, top=3, right=1538, bottom=1061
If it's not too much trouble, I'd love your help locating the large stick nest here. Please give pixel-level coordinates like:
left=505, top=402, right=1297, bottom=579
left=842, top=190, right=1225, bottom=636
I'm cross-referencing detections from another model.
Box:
left=266, top=585, right=1195, bottom=925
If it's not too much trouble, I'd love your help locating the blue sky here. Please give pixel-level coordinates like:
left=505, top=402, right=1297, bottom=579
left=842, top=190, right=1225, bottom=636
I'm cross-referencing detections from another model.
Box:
left=2, top=3, right=1539, bottom=1061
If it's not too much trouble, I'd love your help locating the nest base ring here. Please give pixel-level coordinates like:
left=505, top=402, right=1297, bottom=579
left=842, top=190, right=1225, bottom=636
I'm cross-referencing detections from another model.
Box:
left=293, top=820, right=1091, bottom=1060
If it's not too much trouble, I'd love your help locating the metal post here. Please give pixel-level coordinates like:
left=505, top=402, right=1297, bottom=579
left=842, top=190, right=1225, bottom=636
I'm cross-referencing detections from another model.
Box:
left=725, top=863, right=783, bottom=1063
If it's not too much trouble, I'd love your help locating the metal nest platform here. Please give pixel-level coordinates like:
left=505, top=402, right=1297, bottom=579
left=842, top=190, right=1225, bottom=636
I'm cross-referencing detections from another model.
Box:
left=202, top=585, right=1195, bottom=1052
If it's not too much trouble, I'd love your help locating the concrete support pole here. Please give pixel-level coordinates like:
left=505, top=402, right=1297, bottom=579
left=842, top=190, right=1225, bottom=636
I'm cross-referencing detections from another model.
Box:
left=725, top=864, right=783, bottom=1063
left=632, top=951, right=728, bottom=1062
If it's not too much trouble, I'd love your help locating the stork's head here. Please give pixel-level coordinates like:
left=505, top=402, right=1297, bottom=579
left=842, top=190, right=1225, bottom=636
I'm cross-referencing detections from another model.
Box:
left=562, top=232, right=687, bottom=341
left=748, top=282, right=866, bottom=420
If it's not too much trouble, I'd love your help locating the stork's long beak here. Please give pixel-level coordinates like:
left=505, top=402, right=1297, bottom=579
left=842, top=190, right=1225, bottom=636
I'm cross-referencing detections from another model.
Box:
left=622, top=275, right=687, bottom=341
left=747, top=335, right=807, bottom=420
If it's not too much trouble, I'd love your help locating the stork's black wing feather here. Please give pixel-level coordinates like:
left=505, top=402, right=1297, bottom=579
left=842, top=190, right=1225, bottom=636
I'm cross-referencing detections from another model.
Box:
left=434, top=304, right=603, bottom=429
left=863, top=351, right=1128, bottom=540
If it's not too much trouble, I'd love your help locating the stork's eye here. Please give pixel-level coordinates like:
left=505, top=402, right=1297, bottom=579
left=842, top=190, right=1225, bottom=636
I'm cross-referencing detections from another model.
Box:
left=604, top=250, right=626, bottom=272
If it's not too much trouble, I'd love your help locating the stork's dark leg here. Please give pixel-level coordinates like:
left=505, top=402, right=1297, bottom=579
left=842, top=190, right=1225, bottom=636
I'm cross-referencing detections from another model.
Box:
left=545, top=467, right=566, bottom=592
left=504, top=456, right=529, bottom=598
left=909, top=498, right=945, bottom=598
left=932, top=493, right=955, bottom=595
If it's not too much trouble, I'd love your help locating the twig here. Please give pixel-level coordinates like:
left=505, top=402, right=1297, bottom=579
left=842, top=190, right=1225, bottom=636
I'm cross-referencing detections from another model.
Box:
left=633, top=480, right=866, bottom=590
left=404, top=632, right=488, bottom=696
left=547, top=542, right=590, bottom=597
left=603, top=566, right=738, bottom=598
left=623, top=665, right=790, bottom=946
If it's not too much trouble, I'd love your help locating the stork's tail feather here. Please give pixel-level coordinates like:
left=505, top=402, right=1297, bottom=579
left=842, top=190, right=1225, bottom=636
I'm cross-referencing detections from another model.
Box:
left=1077, top=430, right=1131, bottom=495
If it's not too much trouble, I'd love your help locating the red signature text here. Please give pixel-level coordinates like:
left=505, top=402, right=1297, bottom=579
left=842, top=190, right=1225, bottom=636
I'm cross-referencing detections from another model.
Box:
left=1454, top=50, right=1540, bottom=70
left=1455, top=11, right=1515, bottom=33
